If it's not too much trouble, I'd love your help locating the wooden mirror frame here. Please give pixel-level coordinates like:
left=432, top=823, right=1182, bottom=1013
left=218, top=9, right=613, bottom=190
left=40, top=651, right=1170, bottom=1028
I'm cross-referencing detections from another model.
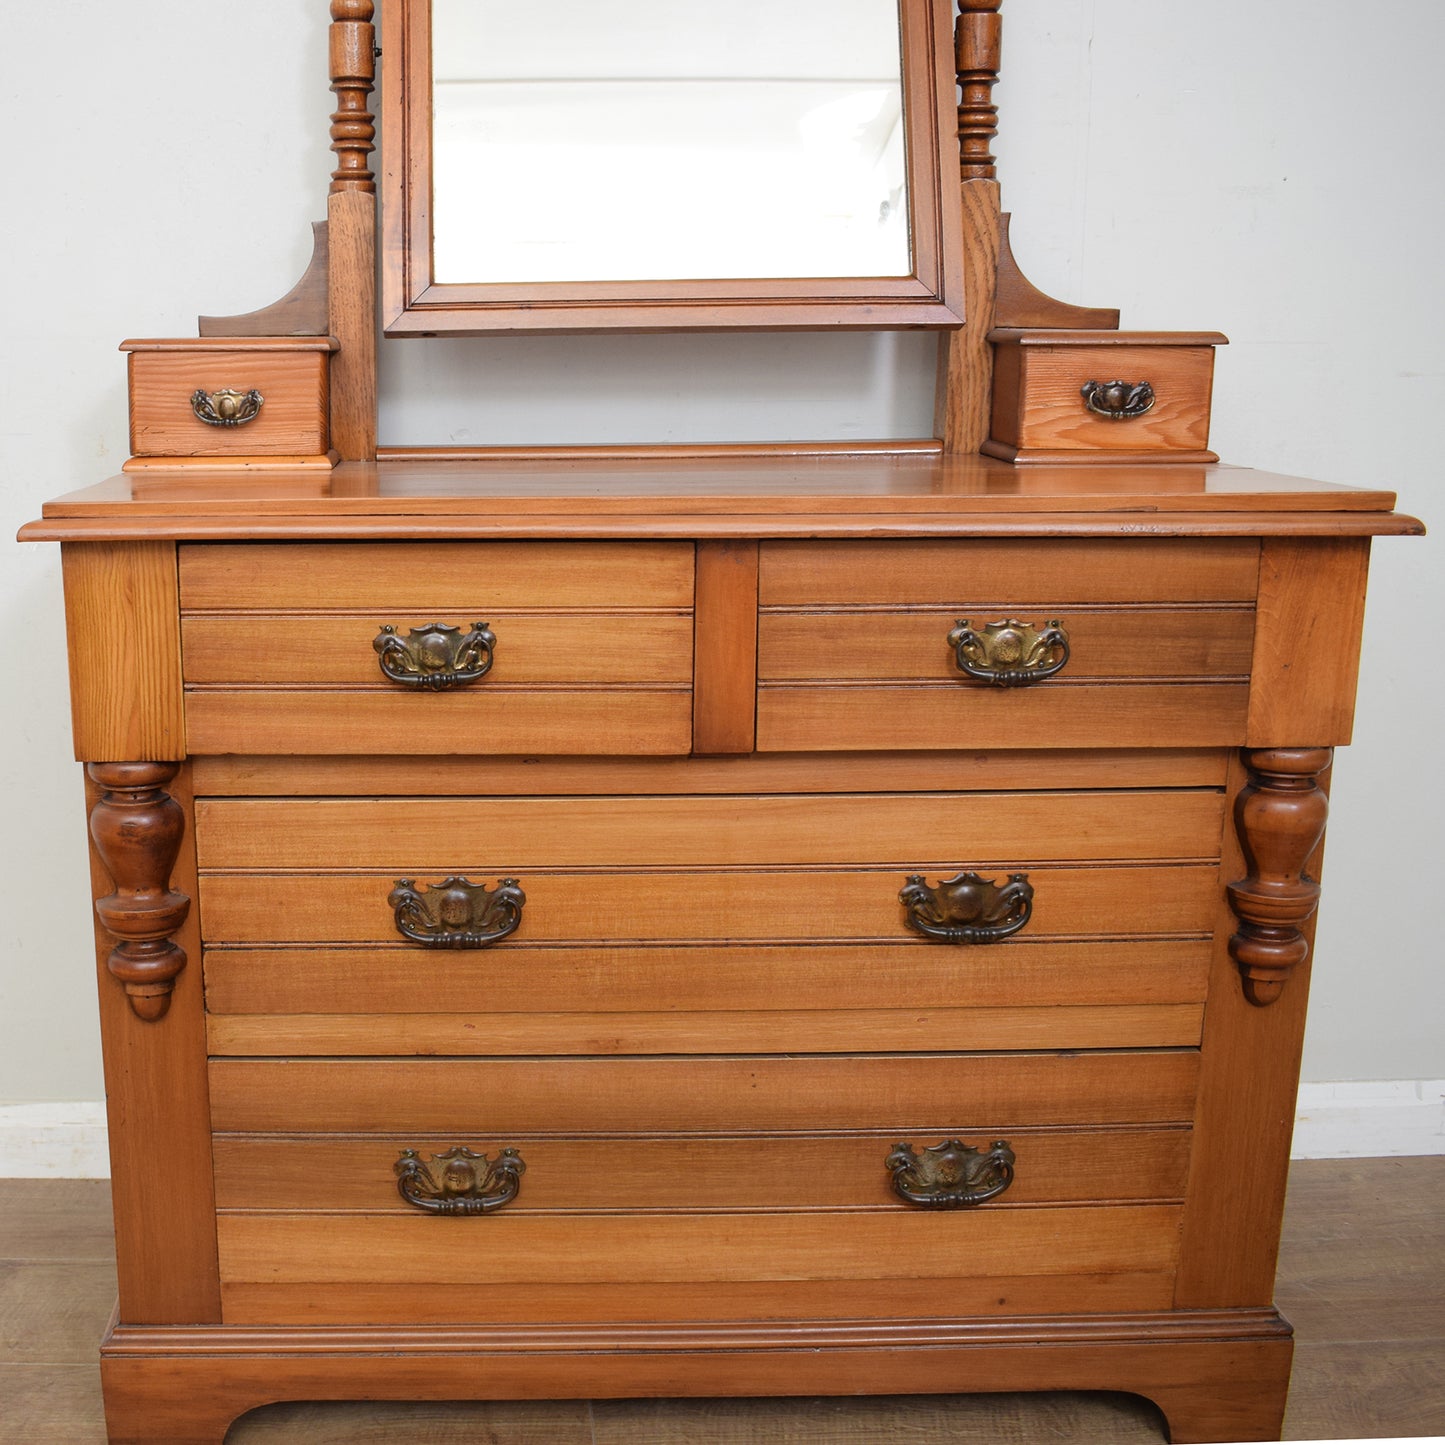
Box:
left=379, top=0, right=966, bottom=336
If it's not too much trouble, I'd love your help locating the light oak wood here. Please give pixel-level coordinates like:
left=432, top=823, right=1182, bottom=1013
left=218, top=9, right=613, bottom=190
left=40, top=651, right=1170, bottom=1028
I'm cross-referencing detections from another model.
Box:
left=994, top=213, right=1121, bottom=329
left=178, top=540, right=695, bottom=610
left=326, top=189, right=376, bottom=461
left=199, top=222, right=330, bottom=339
left=758, top=608, right=1255, bottom=681
left=210, top=1127, right=1192, bottom=1213
left=935, top=178, right=1001, bottom=452
left=192, top=791, right=1225, bottom=870
left=61, top=542, right=184, bottom=762
left=202, top=939, right=1212, bottom=1017
left=124, top=345, right=331, bottom=459
left=197, top=863, right=1221, bottom=945
left=207, top=1053, right=1200, bottom=1134
left=692, top=541, right=759, bottom=754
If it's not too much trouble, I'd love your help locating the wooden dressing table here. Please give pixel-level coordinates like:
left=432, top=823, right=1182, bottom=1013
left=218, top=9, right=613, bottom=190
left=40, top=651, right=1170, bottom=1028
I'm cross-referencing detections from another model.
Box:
left=20, top=4, right=1421, bottom=1441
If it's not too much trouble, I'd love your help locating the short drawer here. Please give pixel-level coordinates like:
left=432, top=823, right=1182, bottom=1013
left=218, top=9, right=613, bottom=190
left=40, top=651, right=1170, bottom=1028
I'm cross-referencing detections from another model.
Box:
left=985, top=329, right=1226, bottom=463
left=123, top=338, right=334, bottom=461
left=209, top=1052, right=1196, bottom=1325
left=178, top=541, right=695, bottom=755
left=757, top=538, right=1256, bottom=751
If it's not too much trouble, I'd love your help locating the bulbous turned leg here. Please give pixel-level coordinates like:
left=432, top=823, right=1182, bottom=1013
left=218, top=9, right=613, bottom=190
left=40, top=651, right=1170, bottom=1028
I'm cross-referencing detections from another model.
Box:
left=88, top=762, right=190, bottom=1021
left=1227, top=747, right=1331, bottom=1007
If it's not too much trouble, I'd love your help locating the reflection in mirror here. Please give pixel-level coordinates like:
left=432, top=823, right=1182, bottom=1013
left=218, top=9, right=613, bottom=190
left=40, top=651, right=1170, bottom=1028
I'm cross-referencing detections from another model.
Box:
left=431, top=0, right=910, bottom=285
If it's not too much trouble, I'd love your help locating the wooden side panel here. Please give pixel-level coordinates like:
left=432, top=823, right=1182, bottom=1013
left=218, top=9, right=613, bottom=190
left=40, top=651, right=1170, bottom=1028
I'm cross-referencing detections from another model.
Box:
left=207, top=1053, right=1200, bottom=1132
left=193, top=791, right=1225, bottom=869
left=178, top=541, right=696, bottom=610
left=327, top=187, right=377, bottom=461
left=211, top=1128, right=1193, bottom=1212
left=692, top=541, right=758, bottom=754
left=1247, top=537, right=1371, bottom=746
left=759, top=539, right=1261, bottom=605
left=62, top=542, right=184, bottom=762
left=197, top=863, right=1221, bottom=944
left=87, top=765, right=220, bottom=1324
left=934, top=178, right=1001, bottom=452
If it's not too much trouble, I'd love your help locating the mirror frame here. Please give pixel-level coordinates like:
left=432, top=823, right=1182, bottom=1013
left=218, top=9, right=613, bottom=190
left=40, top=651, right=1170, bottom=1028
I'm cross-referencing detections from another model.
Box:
left=380, top=0, right=965, bottom=336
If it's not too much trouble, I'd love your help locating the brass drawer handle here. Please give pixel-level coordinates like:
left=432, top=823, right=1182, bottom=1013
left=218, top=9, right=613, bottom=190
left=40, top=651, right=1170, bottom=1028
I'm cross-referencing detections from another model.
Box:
left=900, top=871, right=1033, bottom=944
left=887, top=1139, right=1016, bottom=1208
left=373, top=622, right=497, bottom=690
left=1081, top=378, right=1155, bottom=420
left=395, top=1146, right=525, bottom=1215
left=389, top=876, right=525, bottom=949
left=948, top=618, right=1068, bottom=687
left=190, top=387, right=264, bottom=426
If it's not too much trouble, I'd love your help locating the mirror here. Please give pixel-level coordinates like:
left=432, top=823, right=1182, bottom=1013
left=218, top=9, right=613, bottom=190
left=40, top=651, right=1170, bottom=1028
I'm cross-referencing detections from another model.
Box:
left=381, top=0, right=963, bottom=334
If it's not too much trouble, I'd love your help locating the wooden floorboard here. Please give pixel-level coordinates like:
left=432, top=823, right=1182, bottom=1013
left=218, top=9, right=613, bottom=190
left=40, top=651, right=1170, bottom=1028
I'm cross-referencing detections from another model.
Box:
left=0, top=1158, right=1438, bottom=1444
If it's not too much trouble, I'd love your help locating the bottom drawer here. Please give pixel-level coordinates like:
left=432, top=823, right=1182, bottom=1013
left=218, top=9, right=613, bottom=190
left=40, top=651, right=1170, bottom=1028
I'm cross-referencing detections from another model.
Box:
left=211, top=1052, right=1195, bottom=1326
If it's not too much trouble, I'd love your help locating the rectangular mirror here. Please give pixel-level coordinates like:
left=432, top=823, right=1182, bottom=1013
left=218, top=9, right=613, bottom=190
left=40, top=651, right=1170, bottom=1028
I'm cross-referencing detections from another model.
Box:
left=381, top=0, right=963, bottom=334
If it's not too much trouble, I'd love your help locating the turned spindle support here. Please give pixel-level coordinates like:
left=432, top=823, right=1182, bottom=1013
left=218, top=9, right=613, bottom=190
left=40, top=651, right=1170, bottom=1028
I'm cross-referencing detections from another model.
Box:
left=1227, top=748, right=1331, bottom=1007
left=88, top=763, right=191, bottom=1022
left=957, top=0, right=1003, bottom=180
left=330, top=0, right=376, bottom=194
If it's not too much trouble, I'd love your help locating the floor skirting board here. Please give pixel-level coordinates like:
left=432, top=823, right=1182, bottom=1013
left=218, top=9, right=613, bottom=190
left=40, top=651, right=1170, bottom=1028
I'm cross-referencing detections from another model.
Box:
left=1, top=1084, right=1442, bottom=1177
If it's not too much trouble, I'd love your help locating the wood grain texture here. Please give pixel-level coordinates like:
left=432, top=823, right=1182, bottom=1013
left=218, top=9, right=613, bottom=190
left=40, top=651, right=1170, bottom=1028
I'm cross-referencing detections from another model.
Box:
left=202, top=939, right=1213, bottom=1017
left=197, top=863, right=1221, bottom=945
left=193, top=791, right=1225, bottom=870
left=1247, top=536, right=1371, bottom=746
left=179, top=540, right=695, bottom=609
left=85, top=766, right=220, bottom=1325
left=210, top=1128, right=1192, bottom=1213
left=181, top=612, right=694, bottom=685
left=326, top=188, right=377, bottom=461
left=755, top=682, right=1248, bottom=752
left=692, top=541, right=759, bottom=754
left=61, top=542, right=184, bottom=762
left=759, top=608, right=1255, bottom=682
left=758, top=539, right=1260, bottom=605
left=935, top=178, right=1001, bottom=452
left=207, top=1053, right=1200, bottom=1133
left=127, top=350, right=329, bottom=458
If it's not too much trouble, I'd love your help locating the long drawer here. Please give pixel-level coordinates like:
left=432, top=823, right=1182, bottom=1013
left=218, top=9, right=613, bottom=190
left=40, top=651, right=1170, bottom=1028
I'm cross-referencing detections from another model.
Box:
left=756, top=538, right=1257, bottom=750
left=210, top=1052, right=1197, bottom=1326
left=177, top=541, right=695, bottom=755
left=196, top=790, right=1225, bottom=1053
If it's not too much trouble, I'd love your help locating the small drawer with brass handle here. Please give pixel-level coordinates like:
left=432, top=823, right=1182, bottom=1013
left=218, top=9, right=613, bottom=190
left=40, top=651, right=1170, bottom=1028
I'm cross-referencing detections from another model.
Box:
left=388, top=876, right=525, bottom=949
left=395, top=1145, right=525, bottom=1215
left=899, top=870, right=1034, bottom=944
left=886, top=1138, right=1016, bottom=1208
left=947, top=618, right=1069, bottom=687
left=373, top=621, right=496, bottom=690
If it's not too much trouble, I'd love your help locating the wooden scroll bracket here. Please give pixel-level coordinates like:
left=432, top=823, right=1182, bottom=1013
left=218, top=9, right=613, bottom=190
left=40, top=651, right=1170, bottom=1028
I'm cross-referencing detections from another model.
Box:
left=994, top=215, right=1121, bottom=331
left=88, top=763, right=190, bottom=1022
left=1227, top=748, right=1331, bottom=1007
left=198, top=222, right=330, bottom=339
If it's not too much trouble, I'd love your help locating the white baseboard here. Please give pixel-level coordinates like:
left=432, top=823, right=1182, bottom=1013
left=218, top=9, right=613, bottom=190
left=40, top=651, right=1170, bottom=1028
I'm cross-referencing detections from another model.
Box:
left=2, top=1084, right=1442, bottom=1177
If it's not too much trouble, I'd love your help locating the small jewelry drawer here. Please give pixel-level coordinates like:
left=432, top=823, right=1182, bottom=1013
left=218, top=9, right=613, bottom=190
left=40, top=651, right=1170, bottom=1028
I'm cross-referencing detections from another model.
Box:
left=122, top=337, right=336, bottom=466
left=984, top=328, right=1227, bottom=464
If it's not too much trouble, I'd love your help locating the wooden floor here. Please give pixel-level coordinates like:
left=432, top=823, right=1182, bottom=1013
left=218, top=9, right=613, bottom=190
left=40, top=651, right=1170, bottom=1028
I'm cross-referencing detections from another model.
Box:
left=2, top=1157, right=1441, bottom=1443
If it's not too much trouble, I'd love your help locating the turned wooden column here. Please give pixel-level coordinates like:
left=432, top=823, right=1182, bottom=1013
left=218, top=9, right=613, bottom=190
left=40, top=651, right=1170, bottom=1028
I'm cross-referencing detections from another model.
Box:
left=1227, top=747, right=1331, bottom=1006
left=88, top=762, right=191, bottom=1021
left=957, top=0, right=1003, bottom=181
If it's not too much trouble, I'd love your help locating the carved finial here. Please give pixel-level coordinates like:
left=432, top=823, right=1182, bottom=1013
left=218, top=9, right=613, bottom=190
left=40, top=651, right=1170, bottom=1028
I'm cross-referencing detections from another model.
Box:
left=330, top=0, right=376, bottom=194
left=88, top=763, right=191, bottom=1021
left=957, top=1, right=1003, bottom=181
left=1226, top=749, right=1332, bottom=1006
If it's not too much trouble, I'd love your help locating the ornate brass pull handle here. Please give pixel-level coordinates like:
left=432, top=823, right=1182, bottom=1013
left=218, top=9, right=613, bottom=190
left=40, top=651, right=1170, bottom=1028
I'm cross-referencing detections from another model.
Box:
left=886, top=1139, right=1016, bottom=1208
left=1081, top=379, right=1155, bottom=420
left=395, top=1146, right=525, bottom=1215
left=190, top=387, right=264, bottom=426
left=374, top=622, right=496, bottom=690
left=948, top=618, right=1069, bottom=687
left=900, top=871, right=1033, bottom=944
left=388, top=876, right=525, bottom=949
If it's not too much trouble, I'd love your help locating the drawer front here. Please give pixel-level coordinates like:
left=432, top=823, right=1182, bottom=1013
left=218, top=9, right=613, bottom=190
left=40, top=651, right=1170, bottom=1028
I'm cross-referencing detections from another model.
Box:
left=210, top=1052, right=1195, bottom=1325
left=128, top=349, right=330, bottom=458
left=757, top=539, right=1256, bottom=751
left=197, top=790, right=1222, bottom=1053
left=178, top=541, right=695, bottom=755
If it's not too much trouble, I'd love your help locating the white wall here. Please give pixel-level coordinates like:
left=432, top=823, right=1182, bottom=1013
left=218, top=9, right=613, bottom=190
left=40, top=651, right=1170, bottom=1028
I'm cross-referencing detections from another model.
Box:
left=2, top=1, right=1440, bottom=1110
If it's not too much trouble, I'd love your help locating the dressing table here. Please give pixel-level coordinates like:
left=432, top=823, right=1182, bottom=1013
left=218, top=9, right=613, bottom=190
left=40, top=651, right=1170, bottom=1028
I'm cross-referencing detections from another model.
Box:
left=19, top=3, right=1422, bottom=1442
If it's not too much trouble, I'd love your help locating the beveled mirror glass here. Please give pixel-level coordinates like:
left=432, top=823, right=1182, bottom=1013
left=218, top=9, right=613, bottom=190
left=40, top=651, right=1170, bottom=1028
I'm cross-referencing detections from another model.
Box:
left=382, top=0, right=963, bottom=334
